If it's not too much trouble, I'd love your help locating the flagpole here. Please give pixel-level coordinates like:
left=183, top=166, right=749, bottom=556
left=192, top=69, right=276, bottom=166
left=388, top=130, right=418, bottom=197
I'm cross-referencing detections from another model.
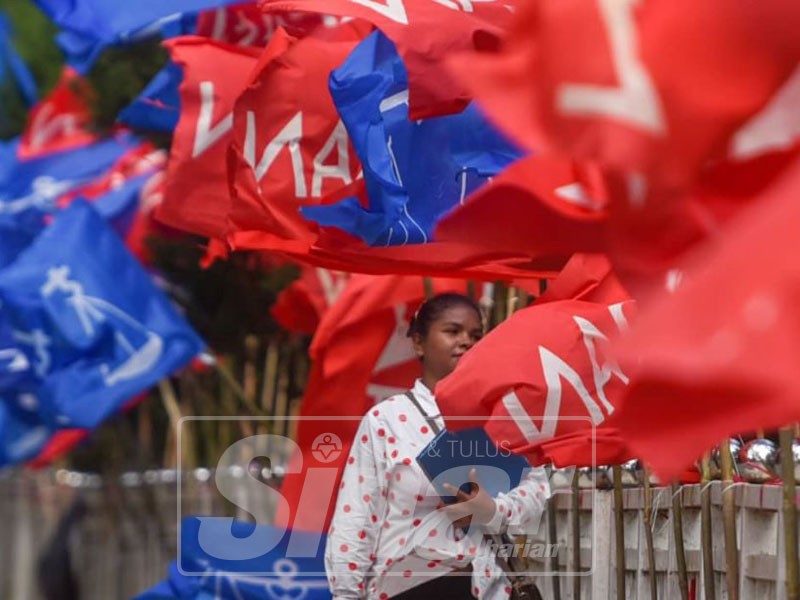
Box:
left=213, top=357, right=264, bottom=416
left=244, top=335, right=259, bottom=406
left=423, top=276, right=434, bottom=300
left=700, top=453, right=716, bottom=600
left=505, top=285, right=518, bottom=318
left=478, top=282, right=495, bottom=331
left=612, top=465, right=626, bottom=599
left=547, top=498, right=562, bottom=600
left=572, top=469, right=582, bottom=600
left=260, top=338, right=280, bottom=416
left=275, top=357, right=290, bottom=438
left=490, top=282, right=506, bottom=328
left=779, top=427, right=799, bottom=600
left=719, top=439, right=740, bottom=600
left=158, top=378, right=195, bottom=470
left=642, top=466, right=658, bottom=600
left=670, top=482, right=689, bottom=600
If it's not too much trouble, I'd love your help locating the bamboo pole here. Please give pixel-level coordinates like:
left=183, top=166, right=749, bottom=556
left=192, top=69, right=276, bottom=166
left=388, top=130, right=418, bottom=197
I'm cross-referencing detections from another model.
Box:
left=214, top=356, right=264, bottom=416
left=243, top=334, right=259, bottom=406
left=491, top=282, right=508, bottom=329
left=517, top=288, right=530, bottom=310
left=137, top=398, right=153, bottom=463
left=780, top=427, right=799, bottom=600
left=547, top=499, right=562, bottom=600
left=275, top=355, right=290, bottom=438
left=612, top=465, right=626, bottom=600
left=719, top=439, right=739, bottom=600
left=478, top=282, right=495, bottom=331
left=642, top=467, right=658, bottom=600
left=466, top=279, right=476, bottom=300
left=506, top=285, right=518, bottom=318
left=422, top=276, right=434, bottom=299
left=571, top=469, right=582, bottom=600
left=671, top=483, right=689, bottom=600
left=260, top=339, right=280, bottom=416
left=292, top=345, right=310, bottom=394
left=700, top=454, right=716, bottom=600
left=158, top=379, right=195, bottom=470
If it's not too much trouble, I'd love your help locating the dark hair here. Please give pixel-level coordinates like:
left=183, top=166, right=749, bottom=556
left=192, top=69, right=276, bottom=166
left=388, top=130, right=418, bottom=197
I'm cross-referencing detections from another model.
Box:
left=407, top=292, right=482, bottom=338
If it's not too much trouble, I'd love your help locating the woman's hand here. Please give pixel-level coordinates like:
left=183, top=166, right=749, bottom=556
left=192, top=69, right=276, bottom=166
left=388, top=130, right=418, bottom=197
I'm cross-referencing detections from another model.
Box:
left=441, top=468, right=497, bottom=528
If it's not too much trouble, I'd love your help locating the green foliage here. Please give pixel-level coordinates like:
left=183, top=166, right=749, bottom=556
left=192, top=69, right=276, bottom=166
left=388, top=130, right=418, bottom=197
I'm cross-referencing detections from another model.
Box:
left=86, top=39, right=168, bottom=135
left=0, top=0, right=168, bottom=138
left=147, top=236, right=300, bottom=357
left=0, top=0, right=61, bottom=137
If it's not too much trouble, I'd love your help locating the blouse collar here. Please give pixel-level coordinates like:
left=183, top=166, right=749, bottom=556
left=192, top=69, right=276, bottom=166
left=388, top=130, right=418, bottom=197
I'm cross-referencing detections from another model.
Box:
left=411, top=378, right=440, bottom=416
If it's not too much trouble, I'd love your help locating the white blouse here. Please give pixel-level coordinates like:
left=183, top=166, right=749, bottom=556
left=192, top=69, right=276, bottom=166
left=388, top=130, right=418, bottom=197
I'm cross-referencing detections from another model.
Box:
left=324, top=379, right=551, bottom=599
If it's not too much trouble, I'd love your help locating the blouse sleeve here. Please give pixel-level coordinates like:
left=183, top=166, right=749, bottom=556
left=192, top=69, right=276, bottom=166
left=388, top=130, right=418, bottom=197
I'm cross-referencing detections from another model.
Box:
left=483, top=465, right=551, bottom=536
left=325, top=412, right=387, bottom=599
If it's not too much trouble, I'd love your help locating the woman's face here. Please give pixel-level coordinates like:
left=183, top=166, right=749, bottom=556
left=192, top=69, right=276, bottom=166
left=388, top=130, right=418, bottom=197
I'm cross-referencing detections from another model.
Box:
left=413, top=304, right=483, bottom=385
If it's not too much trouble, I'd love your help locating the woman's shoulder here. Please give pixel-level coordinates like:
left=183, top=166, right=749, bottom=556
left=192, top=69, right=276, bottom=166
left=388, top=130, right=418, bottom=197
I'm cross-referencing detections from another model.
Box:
left=365, top=392, right=416, bottom=421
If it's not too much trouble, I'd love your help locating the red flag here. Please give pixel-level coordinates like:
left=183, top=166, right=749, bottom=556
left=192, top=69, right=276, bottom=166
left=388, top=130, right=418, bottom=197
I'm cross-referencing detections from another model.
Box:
left=259, top=0, right=515, bottom=119
left=18, top=67, right=97, bottom=160
left=435, top=154, right=608, bottom=263
left=531, top=428, right=630, bottom=468
left=124, top=169, right=176, bottom=264
left=225, top=22, right=368, bottom=246
left=436, top=300, right=635, bottom=465
left=435, top=140, right=799, bottom=290
left=276, top=275, right=467, bottom=531
left=26, top=430, right=88, bottom=469
left=613, top=157, right=800, bottom=482
left=603, top=142, right=800, bottom=289
left=450, top=0, right=800, bottom=189
left=197, top=2, right=342, bottom=46
left=532, top=253, right=629, bottom=306
left=156, top=37, right=261, bottom=238
left=271, top=267, right=348, bottom=334
left=56, top=143, right=167, bottom=207
left=225, top=164, right=566, bottom=280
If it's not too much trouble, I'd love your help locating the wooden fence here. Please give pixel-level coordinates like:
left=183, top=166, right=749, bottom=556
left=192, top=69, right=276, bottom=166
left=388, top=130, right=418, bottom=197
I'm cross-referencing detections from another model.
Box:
left=1, top=468, right=796, bottom=599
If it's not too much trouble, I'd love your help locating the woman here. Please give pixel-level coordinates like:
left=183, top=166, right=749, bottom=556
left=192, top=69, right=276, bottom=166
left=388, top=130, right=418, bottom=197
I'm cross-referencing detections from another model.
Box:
left=325, top=293, right=550, bottom=599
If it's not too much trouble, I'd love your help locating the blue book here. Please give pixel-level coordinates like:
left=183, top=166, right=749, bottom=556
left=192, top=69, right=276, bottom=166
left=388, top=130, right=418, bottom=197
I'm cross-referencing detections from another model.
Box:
left=416, top=428, right=531, bottom=504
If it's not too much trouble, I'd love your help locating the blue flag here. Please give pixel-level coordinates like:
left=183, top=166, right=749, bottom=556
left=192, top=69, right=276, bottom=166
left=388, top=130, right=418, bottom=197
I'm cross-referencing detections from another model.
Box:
left=134, top=517, right=331, bottom=600
left=32, top=0, right=236, bottom=72
left=0, top=12, right=38, bottom=105
left=301, top=31, right=525, bottom=247
left=0, top=201, right=204, bottom=430
left=0, top=137, right=18, bottom=185
left=0, top=135, right=137, bottom=268
left=0, top=319, right=32, bottom=393
left=119, top=60, right=183, bottom=133
left=0, top=396, right=53, bottom=466
left=91, top=171, right=155, bottom=238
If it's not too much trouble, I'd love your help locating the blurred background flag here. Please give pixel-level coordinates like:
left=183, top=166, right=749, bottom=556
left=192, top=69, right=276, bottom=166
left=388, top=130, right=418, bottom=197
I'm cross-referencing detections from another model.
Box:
left=0, top=10, right=38, bottom=105
left=118, top=60, right=183, bottom=133
left=134, top=517, right=331, bottom=600
left=0, top=200, right=205, bottom=430
left=0, top=133, right=139, bottom=267
left=30, top=0, right=244, bottom=72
